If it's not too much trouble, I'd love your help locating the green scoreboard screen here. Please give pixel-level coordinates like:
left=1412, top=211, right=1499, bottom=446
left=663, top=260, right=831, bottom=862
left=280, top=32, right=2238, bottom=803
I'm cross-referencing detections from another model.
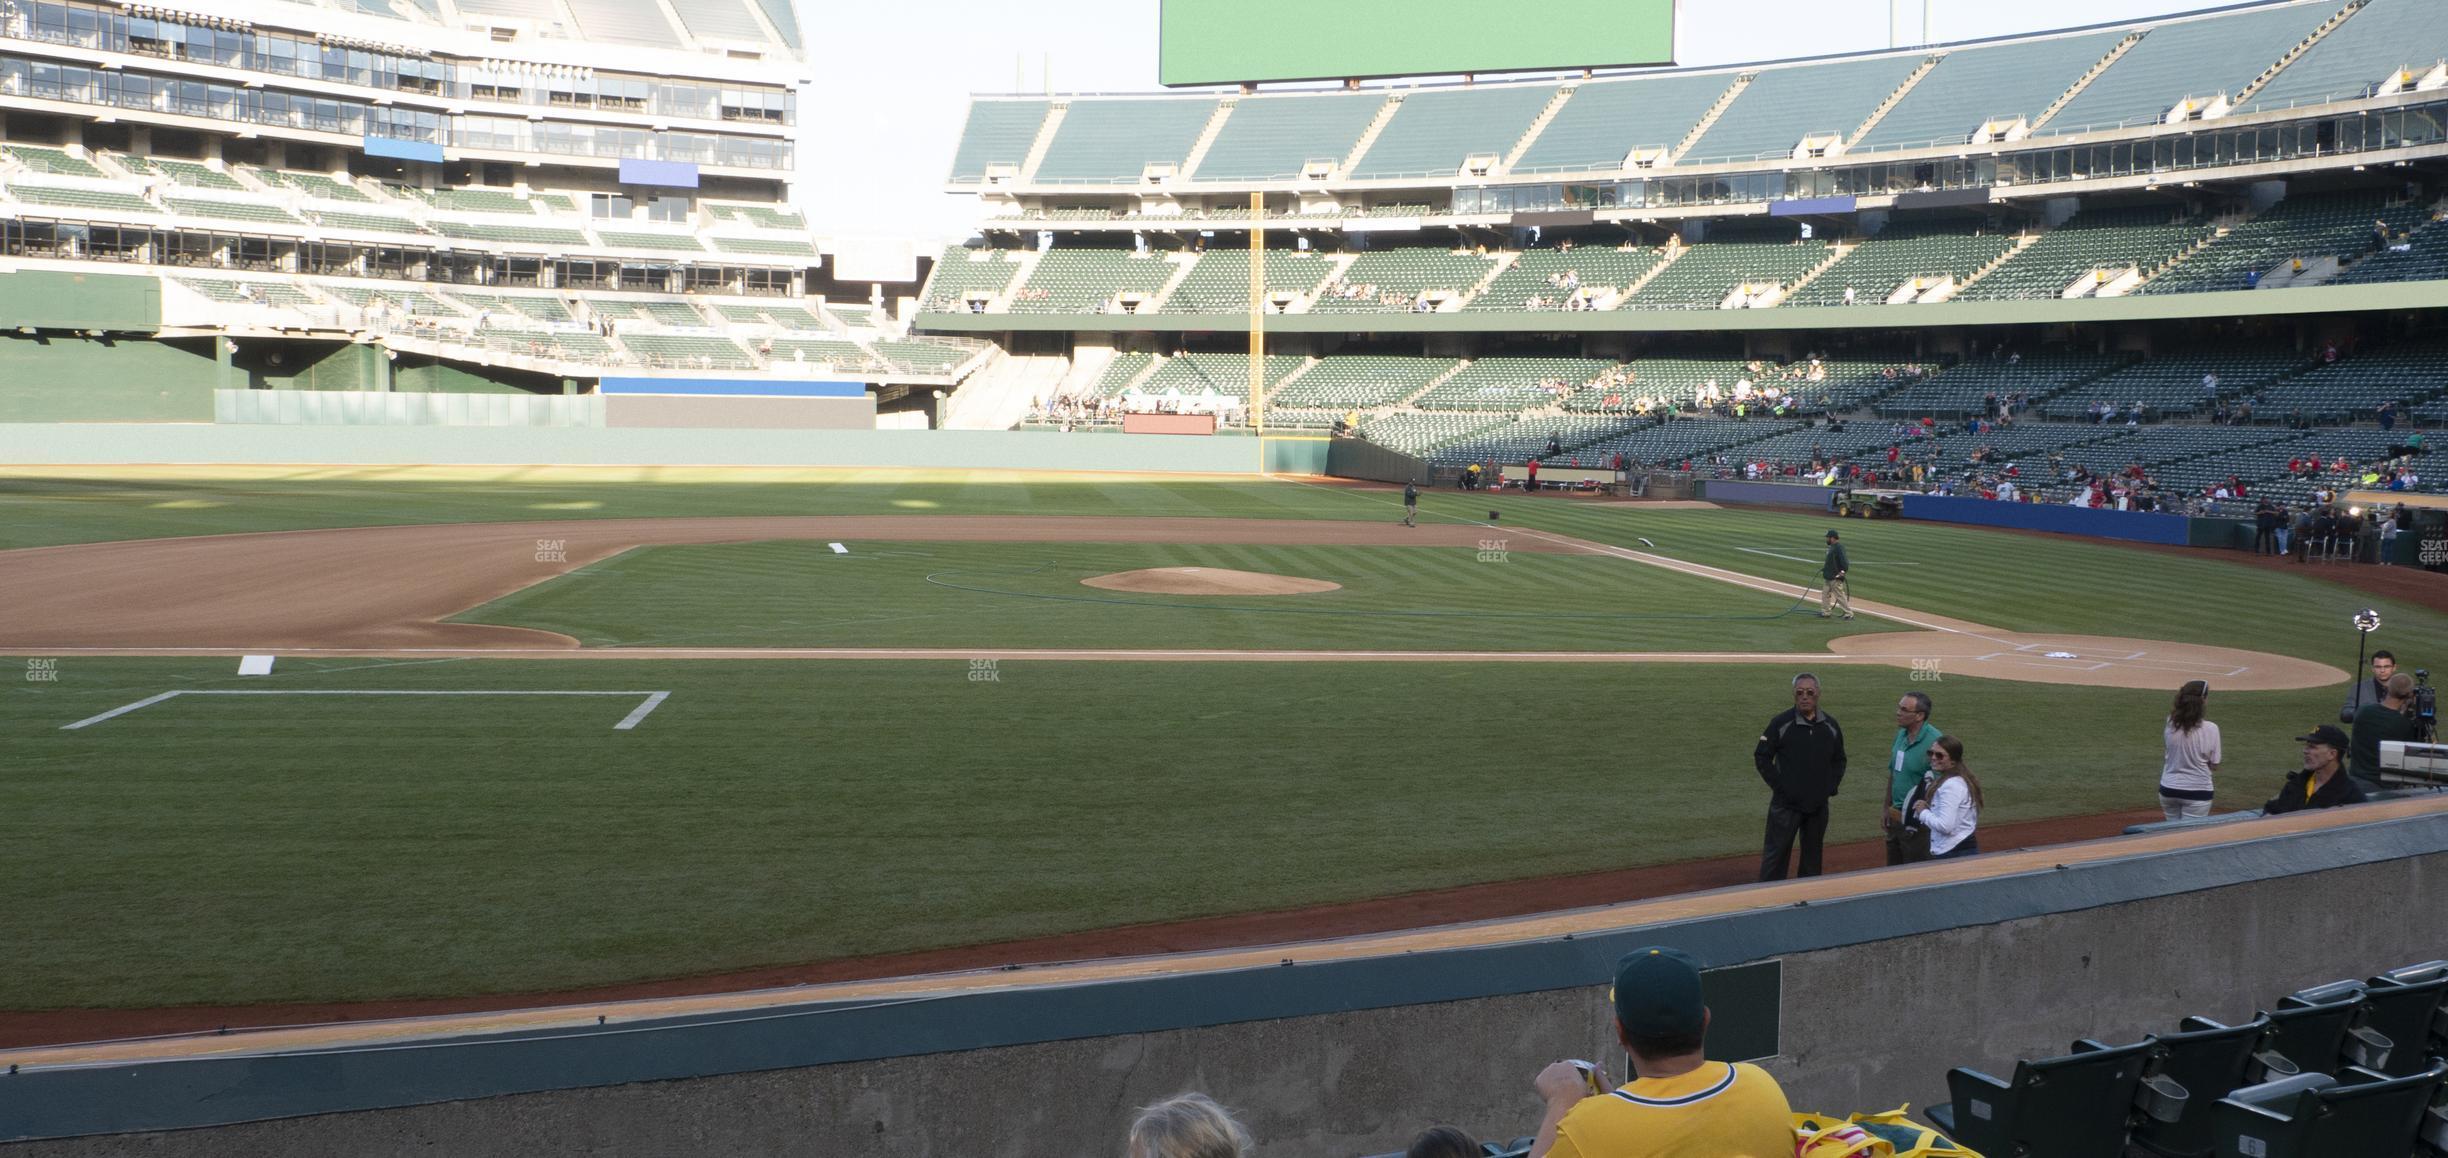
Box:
left=1159, top=0, right=1677, bottom=87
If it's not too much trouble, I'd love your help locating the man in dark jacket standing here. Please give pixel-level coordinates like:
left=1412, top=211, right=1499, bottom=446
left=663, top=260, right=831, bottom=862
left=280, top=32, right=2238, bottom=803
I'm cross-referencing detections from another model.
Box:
left=1819, top=530, right=1852, bottom=620
left=1755, top=673, right=1848, bottom=880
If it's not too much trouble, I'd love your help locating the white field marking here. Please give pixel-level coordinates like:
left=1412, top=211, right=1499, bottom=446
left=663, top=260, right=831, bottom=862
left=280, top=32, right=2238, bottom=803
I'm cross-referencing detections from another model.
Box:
left=829, top=542, right=847, bottom=554
left=61, top=689, right=670, bottom=731
left=615, top=691, right=669, bottom=730
left=58, top=690, right=182, bottom=730
left=1737, top=547, right=1920, bottom=566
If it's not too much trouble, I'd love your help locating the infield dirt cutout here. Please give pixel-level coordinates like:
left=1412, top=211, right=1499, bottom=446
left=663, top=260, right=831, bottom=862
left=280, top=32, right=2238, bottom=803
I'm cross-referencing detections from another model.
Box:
left=1081, top=566, right=1341, bottom=596
left=0, top=514, right=2346, bottom=690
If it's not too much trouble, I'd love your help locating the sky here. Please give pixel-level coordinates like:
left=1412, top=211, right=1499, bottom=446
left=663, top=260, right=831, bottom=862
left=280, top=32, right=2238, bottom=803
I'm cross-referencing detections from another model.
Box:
left=791, top=0, right=2255, bottom=246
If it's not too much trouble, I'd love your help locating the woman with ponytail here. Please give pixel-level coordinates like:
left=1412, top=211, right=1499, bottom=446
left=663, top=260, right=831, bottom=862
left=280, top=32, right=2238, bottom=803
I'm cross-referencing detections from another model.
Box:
left=2160, top=680, right=2221, bottom=821
left=1915, top=735, right=1983, bottom=859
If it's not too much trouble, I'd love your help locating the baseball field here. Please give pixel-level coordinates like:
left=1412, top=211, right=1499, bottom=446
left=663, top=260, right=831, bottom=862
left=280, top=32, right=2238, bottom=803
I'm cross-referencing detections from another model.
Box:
left=0, top=465, right=2424, bottom=1027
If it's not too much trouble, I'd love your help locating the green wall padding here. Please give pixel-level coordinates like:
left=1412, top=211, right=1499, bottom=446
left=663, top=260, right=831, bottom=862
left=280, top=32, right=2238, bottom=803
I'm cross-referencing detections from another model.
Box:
left=0, top=334, right=218, bottom=421
left=0, top=269, right=161, bottom=332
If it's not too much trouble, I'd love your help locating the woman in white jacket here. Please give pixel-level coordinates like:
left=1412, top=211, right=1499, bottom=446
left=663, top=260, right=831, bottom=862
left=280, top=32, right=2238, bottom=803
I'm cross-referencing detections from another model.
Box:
left=1915, top=735, right=1983, bottom=859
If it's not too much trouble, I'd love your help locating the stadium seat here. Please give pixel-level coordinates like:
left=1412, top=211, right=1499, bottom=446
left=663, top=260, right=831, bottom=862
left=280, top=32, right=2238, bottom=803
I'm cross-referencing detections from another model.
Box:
left=2131, top=1013, right=2277, bottom=1158
left=2260, top=980, right=2382, bottom=1078
left=1928, top=1036, right=2169, bottom=1158
left=2210, top=1059, right=2448, bottom=1158
left=2358, top=962, right=2448, bottom=1077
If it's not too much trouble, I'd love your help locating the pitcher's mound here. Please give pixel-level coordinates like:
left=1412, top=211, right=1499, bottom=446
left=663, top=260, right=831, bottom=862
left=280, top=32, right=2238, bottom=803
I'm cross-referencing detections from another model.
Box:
left=1081, top=567, right=1341, bottom=597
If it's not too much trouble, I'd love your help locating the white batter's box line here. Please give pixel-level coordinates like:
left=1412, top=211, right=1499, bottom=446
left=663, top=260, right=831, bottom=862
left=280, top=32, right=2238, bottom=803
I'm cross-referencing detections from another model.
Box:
left=61, top=689, right=671, bottom=732
left=2008, top=644, right=2149, bottom=661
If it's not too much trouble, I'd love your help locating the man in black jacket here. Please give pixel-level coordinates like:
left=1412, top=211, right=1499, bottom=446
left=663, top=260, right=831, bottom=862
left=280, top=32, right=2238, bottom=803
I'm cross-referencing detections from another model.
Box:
left=1755, top=673, right=1848, bottom=880
left=2264, top=724, right=2368, bottom=814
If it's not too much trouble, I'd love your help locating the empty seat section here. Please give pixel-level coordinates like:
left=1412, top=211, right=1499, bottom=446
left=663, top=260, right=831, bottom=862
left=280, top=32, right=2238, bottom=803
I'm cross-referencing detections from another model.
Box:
left=596, top=230, right=707, bottom=252
left=1034, top=100, right=1216, bottom=184
left=948, top=100, right=1051, bottom=183
left=162, top=197, right=302, bottom=224
left=708, top=204, right=808, bottom=229
left=711, top=235, right=818, bottom=258
left=1466, top=246, right=1663, bottom=312
left=2041, top=349, right=2309, bottom=418
left=1271, top=355, right=1458, bottom=410
left=875, top=340, right=975, bottom=373
left=1312, top=248, right=1496, bottom=313
left=427, top=187, right=534, bottom=214
left=1414, top=357, right=1610, bottom=411
left=429, top=220, right=589, bottom=246
left=2141, top=191, right=2423, bottom=294
left=2243, top=0, right=2448, bottom=113
left=1576, top=418, right=1802, bottom=467
left=2252, top=340, right=2448, bottom=420
left=1078, top=351, right=1157, bottom=398
left=1348, top=86, right=1554, bottom=180
left=1428, top=416, right=1645, bottom=468
left=1788, top=224, right=2016, bottom=306
left=1512, top=72, right=1733, bottom=173
left=255, top=169, right=373, bottom=203
left=2, top=145, right=106, bottom=178
left=1627, top=230, right=1828, bottom=308
left=561, top=0, right=681, bottom=44
left=1357, top=412, right=1511, bottom=456
left=1956, top=208, right=2209, bottom=300
left=921, top=247, right=1026, bottom=310
left=1138, top=352, right=1302, bottom=397
left=7, top=185, right=154, bottom=214
left=1685, top=55, right=1922, bottom=163
left=311, top=209, right=429, bottom=234
left=621, top=333, right=755, bottom=369
left=1874, top=352, right=2131, bottom=416
left=119, top=155, right=246, bottom=190
left=2043, top=3, right=2329, bottom=134
left=1192, top=93, right=1386, bottom=181
left=1007, top=249, right=1177, bottom=314
left=1855, top=31, right=2129, bottom=152
left=1162, top=249, right=1338, bottom=313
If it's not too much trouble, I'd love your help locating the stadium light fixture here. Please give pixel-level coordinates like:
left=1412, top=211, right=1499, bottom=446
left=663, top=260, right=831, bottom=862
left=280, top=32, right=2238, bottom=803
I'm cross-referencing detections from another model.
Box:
left=2356, top=609, right=2383, bottom=633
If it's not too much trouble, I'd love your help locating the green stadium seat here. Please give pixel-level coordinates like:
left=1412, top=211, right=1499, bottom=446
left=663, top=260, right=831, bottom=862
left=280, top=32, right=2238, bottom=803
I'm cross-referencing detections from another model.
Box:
left=2209, top=1059, right=2448, bottom=1158
left=1035, top=99, right=1216, bottom=184
left=1192, top=92, right=1385, bottom=181
left=1686, top=56, right=1921, bottom=163
left=595, top=229, right=707, bottom=253
left=1007, top=248, right=1177, bottom=314
left=2130, top=1014, right=2277, bottom=1158
left=1928, top=1037, right=2167, bottom=1157
left=8, top=184, right=155, bottom=214
left=2, top=144, right=107, bottom=178
left=2355, top=961, right=2448, bottom=1077
left=1162, top=249, right=1338, bottom=313
left=2261, top=980, right=2378, bottom=1077
left=118, top=155, right=247, bottom=191
left=1853, top=31, right=2129, bottom=153
left=1348, top=86, right=1554, bottom=181
left=2243, top=0, right=2448, bottom=113
left=1312, top=247, right=1496, bottom=313
left=2041, top=4, right=2326, bottom=136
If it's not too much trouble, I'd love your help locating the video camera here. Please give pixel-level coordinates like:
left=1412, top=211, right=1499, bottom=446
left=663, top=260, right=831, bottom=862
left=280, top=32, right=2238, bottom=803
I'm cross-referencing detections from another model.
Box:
left=2417, top=669, right=2437, bottom=742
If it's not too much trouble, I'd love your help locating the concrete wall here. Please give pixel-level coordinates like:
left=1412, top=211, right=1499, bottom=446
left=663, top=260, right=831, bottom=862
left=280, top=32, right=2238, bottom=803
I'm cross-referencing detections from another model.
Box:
left=13, top=853, right=2439, bottom=1157
left=0, top=424, right=1274, bottom=473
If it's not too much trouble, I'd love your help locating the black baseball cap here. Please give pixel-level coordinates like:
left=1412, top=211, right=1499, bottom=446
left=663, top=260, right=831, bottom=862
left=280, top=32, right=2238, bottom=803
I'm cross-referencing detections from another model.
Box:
left=1825, top=530, right=1840, bottom=540
left=2295, top=724, right=2350, bottom=751
left=1611, top=946, right=1706, bottom=1039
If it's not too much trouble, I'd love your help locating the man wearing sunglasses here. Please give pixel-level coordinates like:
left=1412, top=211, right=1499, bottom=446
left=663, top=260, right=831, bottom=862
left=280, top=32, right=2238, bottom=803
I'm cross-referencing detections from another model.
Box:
left=1755, top=673, right=1848, bottom=880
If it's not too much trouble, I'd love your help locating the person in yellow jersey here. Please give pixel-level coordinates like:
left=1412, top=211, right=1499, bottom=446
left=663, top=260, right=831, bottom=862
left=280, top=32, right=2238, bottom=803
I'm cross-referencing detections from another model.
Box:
left=1529, top=947, right=1793, bottom=1158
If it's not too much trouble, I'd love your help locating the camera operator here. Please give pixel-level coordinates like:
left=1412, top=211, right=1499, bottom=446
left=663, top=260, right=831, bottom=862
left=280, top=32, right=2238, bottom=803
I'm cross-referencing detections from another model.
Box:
left=2341, top=650, right=2398, bottom=724
left=2349, top=673, right=2420, bottom=797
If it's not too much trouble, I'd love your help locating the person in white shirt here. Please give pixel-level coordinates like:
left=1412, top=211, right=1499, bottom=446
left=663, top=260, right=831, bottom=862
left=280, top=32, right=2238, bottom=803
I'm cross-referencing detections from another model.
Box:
left=2159, top=680, right=2221, bottom=820
left=1914, top=735, right=1982, bottom=859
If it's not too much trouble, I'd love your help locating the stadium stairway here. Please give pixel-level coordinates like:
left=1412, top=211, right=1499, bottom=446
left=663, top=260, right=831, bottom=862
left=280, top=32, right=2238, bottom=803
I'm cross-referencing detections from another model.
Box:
left=945, top=349, right=1068, bottom=429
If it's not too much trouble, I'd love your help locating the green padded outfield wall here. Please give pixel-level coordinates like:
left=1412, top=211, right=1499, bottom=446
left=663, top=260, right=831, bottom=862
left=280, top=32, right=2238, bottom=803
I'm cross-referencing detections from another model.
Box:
left=0, top=334, right=218, bottom=421
left=1158, top=0, right=1675, bottom=85
left=0, top=268, right=160, bottom=331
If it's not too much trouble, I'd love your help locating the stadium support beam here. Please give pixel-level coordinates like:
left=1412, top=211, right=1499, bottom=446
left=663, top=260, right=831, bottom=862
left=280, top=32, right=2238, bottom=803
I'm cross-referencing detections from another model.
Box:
left=1249, top=190, right=1265, bottom=441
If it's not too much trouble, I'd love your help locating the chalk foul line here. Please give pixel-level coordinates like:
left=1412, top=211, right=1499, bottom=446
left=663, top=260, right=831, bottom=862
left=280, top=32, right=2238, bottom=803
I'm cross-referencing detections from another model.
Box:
left=61, top=689, right=671, bottom=732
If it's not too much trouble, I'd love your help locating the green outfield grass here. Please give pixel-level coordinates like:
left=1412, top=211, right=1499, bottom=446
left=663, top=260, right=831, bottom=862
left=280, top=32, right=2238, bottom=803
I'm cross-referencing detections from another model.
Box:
left=2, top=466, right=2439, bottom=1011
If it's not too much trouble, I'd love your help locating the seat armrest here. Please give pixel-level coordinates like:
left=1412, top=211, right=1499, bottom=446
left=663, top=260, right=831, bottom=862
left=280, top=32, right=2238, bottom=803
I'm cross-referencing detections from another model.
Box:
left=2248, top=1047, right=2302, bottom=1084
left=2421, top=1101, right=2448, bottom=1152
left=2072, top=1037, right=2113, bottom=1054
left=2137, top=1073, right=2190, bottom=1124
left=2343, top=1024, right=2394, bottom=1071
left=2226, top=1071, right=2338, bottom=1111
left=2178, top=1015, right=2229, bottom=1033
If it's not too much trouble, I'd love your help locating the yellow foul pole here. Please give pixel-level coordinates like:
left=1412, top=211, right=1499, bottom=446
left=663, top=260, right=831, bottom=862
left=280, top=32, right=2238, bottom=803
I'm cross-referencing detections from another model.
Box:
left=1249, top=190, right=1266, bottom=451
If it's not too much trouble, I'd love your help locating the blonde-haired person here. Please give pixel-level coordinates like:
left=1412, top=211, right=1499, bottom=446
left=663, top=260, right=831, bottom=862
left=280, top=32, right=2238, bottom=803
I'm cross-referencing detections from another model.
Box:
left=2160, top=680, right=2221, bottom=821
left=1128, top=1092, right=1254, bottom=1158
left=1914, top=736, right=1983, bottom=859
